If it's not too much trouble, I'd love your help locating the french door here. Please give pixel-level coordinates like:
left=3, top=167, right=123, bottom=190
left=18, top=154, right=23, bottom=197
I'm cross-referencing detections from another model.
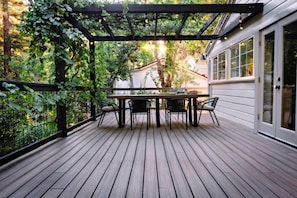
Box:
left=259, top=14, right=297, bottom=146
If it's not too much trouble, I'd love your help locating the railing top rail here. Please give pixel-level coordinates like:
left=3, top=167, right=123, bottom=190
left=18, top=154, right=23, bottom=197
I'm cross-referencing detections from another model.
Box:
left=100, top=87, right=186, bottom=91
left=0, top=80, right=86, bottom=91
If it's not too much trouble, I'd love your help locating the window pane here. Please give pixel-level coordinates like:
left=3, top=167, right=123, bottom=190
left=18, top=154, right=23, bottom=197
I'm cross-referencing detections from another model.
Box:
left=231, top=46, right=239, bottom=57
left=218, top=52, right=226, bottom=80
left=241, top=42, right=246, bottom=53
left=241, top=54, right=247, bottom=65
left=247, top=51, right=253, bottom=64
left=231, top=68, right=239, bottom=77
left=282, top=20, right=297, bottom=130
left=241, top=65, right=247, bottom=77
left=247, top=64, right=253, bottom=76
left=240, top=38, right=253, bottom=77
left=213, top=57, right=218, bottom=80
left=247, top=39, right=253, bottom=50
left=263, top=32, right=274, bottom=124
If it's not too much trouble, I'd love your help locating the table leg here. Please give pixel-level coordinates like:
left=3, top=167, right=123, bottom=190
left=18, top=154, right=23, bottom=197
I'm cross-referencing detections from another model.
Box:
left=193, top=97, right=198, bottom=127
left=156, top=98, right=160, bottom=127
left=118, top=99, right=125, bottom=128
left=188, top=98, right=193, bottom=125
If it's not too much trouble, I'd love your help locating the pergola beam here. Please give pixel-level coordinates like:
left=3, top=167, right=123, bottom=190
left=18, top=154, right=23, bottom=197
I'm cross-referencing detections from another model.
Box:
left=126, top=16, right=135, bottom=39
left=72, top=3, right=263, bottom=14
left=65, top=15, right=93, bottom=40
left=176, top=13, right=189, bottom=38
left=196, top=13, right=219, bottom=38
left=92, top=35, right=219, bottom=41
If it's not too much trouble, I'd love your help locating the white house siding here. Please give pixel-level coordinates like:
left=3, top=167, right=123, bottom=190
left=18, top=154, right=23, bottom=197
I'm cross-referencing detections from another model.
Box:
left=211, top=81, right=255, bottom=128
left=115, top=62, right=208, bottom=94
left=207, top=0, right=297, bottom=129
left=131, top=65, right=160, bottom=91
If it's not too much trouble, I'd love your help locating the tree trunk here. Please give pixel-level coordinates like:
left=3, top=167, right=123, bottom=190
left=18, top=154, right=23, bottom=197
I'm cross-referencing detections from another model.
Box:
left=3, top=0, right=11, bottom=78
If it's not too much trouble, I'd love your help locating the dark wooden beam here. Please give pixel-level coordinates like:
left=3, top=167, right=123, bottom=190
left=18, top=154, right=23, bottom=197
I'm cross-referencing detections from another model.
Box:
left=65, top=15, right=93, bottom=40
left=175, top=13, right=189, bottom=38
left=126, top=16, right=135, bottom=39
left=72, top=3, right=263, bottom=14
left=55, top=44, right=67, bottom=137
left=100, top=17, right=115, bottom=39
left=92, top=35, right=219, bottom=41
left=154, top=13, right=158, bottom=39
left=89, top=41, right=96, bottom=121
left=196, top=13, right=219, bottom=38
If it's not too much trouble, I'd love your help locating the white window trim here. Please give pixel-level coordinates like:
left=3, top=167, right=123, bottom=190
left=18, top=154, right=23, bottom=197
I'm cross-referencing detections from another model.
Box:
left=210, top=36, right=255, bottom=82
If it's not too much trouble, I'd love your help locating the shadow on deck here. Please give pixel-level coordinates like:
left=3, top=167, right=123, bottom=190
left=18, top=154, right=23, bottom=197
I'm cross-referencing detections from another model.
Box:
left=1, top=110, right=297, bottom=197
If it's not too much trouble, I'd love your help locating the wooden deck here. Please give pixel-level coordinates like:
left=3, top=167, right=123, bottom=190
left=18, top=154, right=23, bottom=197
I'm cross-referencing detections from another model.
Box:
left=1, top=110, right=297, bottom=198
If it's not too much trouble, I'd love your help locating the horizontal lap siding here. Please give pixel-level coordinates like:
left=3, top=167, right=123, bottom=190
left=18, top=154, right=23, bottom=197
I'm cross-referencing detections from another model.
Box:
left=208, top=0, right=297, bottom=130
left=211, top=82, right=255, bottom=128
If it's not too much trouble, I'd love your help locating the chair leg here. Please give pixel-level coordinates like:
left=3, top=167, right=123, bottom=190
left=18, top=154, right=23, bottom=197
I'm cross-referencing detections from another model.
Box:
left=130, top=111, right=133, bottom=130
left=197, top=110, right=203, bottom=126
left=147, top=111, right=149, bottom=130
left=169, top=111, right=172, bottom=130
left=113, top=111, right=119, bottom=125
left=209, top=111, right=216, bottom=125
left=212, top=111, right=220, bottom=126
left=97, top=112, right=105, bottom=126
left=185, top=111, right=188, bottom=130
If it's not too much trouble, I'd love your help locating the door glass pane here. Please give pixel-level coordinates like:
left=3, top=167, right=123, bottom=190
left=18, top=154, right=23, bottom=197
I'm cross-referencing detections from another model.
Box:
left=263, top=32, right=274, bottom=124
left=282, top=20, right=297, bottom=130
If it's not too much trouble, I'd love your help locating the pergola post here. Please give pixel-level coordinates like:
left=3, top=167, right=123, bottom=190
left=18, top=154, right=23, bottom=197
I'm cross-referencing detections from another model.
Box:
left=55, top=44, right=67, bottom=137
left=90, top=40, right=96, bottom=121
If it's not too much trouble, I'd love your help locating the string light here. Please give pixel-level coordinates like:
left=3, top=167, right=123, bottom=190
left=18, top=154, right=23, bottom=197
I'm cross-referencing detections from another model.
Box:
left=240, top=24, right=244, bottom=30
left=239, top=14, right=243, bottom=30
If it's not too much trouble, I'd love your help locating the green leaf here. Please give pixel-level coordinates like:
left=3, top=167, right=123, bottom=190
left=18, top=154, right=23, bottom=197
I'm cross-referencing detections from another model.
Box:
left=2, top=82, right=20, bottom=93
left=33, top=103, right=44, bottom=112
left=7, top=101, right=22, bottom=110
left=0, top=91, right=7, bottom=97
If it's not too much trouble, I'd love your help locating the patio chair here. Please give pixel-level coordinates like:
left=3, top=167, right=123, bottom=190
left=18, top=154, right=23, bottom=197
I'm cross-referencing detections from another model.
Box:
left=97, top=99, right=119, bottom=127
left=197, top=97, right=219, bottom=126
left=165, top=98, right=188, bottom=129
left=128, top=99, right=151, bottom=130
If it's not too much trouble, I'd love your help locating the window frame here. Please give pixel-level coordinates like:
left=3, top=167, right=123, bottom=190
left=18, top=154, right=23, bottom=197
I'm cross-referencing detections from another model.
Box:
left=212, top=51, right=226, bottom=80
left=230, top=37, right=254, bottom=79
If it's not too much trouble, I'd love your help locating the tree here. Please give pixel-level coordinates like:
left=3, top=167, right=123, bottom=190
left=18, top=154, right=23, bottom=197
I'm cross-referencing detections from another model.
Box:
left=2, top=0, right=10, bottom=78
left=1, top=0, right=30, bottom=79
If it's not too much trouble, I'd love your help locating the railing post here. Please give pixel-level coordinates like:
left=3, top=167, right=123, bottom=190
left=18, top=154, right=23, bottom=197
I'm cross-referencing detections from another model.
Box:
left=55, top=44, right=67, bottom=137
left=90, top=40, right=96, bottom=121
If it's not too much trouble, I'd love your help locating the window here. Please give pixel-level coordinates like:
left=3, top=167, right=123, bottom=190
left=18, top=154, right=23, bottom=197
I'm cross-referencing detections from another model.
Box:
left=230, top=45, right=239, bottom=77
left=212, top=37, right=253, bottom=81
left=213, top=57, right=218, bottom=80
left=218, top=52, right=226, bottom=79
left=231, top=38, right=254, bottom=78
left=213, top=52, right=226, bottom=80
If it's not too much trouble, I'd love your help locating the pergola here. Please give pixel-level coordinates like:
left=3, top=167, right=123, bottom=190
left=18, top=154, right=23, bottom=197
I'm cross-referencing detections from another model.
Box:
left=67, top=3, right=263, bottom=41
left=55, top=3, right=264, bottom=134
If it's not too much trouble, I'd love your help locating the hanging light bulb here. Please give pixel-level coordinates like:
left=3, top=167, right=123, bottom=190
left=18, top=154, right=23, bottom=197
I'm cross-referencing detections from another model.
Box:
left=240, top=23, right=244, bottom=30
left=239, top=14, right=243, bottom=30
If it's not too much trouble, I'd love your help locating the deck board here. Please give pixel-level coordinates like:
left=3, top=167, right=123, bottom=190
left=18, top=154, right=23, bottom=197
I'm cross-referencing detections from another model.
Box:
left=1, top=110, right=297, bottom=198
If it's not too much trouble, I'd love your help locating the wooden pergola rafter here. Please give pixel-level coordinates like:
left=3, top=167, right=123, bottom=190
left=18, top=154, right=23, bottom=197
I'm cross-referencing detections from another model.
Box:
left=66, top=3, right=263, bottom=42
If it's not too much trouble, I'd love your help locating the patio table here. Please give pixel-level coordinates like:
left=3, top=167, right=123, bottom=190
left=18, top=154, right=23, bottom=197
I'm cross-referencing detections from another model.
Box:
left=107, top=93, right=209, bottom=128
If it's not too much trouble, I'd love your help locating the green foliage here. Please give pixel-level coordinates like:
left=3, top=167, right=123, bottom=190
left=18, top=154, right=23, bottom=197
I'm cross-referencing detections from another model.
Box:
left=18, top=0, right=90, bottom=85
left=95, top=41, right=151, bottom=88
left=0, top=82, right=58, bottom=156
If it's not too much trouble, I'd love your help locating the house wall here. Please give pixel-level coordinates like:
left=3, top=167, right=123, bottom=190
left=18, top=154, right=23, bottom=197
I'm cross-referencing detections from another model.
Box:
left=115, top=63, right=208, bottom=94
left=208, top=0, right=297, bottom=129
